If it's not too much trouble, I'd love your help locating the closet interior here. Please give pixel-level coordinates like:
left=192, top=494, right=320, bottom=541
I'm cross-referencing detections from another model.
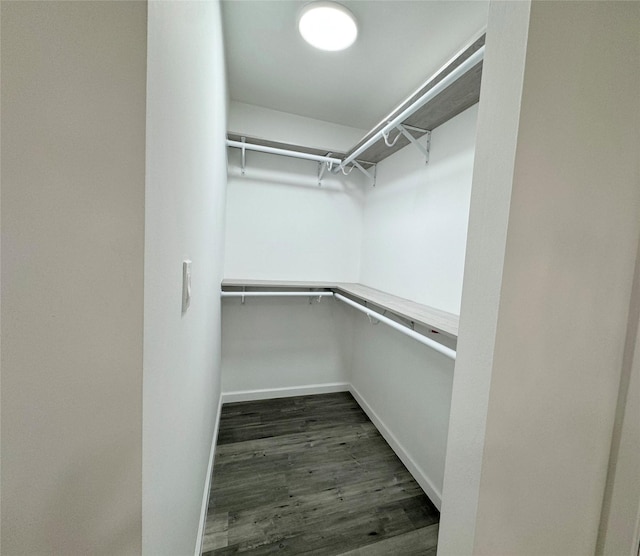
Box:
left=219, top=22, right=485, bottom=516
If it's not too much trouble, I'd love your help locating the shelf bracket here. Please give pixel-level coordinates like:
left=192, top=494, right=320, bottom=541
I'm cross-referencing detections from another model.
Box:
left=318, top=155, right=333, bottom=186
left=396, top=124, right=431, bottom=164
left=318, top=161, right=325, bottom=186
left=352, top=160, right=377, bottom=187
left=307, top=289, right=324, bottom=304
left=241, top=136, right=246, bottom=175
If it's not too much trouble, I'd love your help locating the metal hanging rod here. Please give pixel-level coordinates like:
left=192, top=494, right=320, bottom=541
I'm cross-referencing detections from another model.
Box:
left=227, top=138, right=377, bottom=186
left=334, top=293, right=456, bottom=361
left=338, top=45, right=485, bottom=172
left=221, top=289, right=455, bottom=358
left=226, top=139, right=342, bottom=165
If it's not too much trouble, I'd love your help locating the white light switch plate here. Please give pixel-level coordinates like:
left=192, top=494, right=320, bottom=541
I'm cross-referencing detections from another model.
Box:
left=182, top=260, right=192, bottom=312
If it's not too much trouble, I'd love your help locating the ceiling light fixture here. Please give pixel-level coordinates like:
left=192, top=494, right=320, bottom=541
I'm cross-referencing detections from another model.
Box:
left=298, top=2, right=358, bottom=52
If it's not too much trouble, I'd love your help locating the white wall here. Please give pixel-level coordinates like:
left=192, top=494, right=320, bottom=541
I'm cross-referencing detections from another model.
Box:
left=441, top=2, right=640, bottom=555
left=359, top=105, right=477, bottom=314
left=224, top=100, right=477, bottom=291
left=143, top=2, right=228, bottom=555
left=438, top=4, right=531, bottom=553
left=222, top=106, right=367, bottom=397
left=1, top=2, right=147, bottom=554
left=229, top=101, right=366, bottom=152
left=224, top=103, right=367, bottom=283
left=347, top=104, right=477, bottom=509
left=597, top=238, right=640, bottom=555
left=222, top=298, right=353, bottom=397
left=350, top=319, right=454, bottom=508
left=224, top=153, right=365, bottom=282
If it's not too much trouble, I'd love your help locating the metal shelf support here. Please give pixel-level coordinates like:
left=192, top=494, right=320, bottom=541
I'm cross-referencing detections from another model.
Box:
left=397, top=125, right=431, bottom=164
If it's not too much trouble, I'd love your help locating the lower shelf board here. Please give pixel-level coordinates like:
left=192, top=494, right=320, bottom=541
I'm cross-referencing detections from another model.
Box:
left=202, top=392, right=439, bottom=555
left=221, top=279, right=459, bottom=338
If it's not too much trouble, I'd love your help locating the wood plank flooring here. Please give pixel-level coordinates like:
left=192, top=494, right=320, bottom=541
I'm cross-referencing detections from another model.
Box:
left=202, top=392, right=439, bottom=555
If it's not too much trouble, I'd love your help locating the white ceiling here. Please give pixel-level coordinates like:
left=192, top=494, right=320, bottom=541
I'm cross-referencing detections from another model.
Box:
left=221, top=0, right=488, bottom=130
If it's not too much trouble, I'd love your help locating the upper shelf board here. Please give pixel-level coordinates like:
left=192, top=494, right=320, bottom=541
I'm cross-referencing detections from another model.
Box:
left=344, top=32, right=485, bottom=165
left=227, top=132, right=343, bottom=159
left=221, top=279, right=459, bottom=338
left=222, top=278, right=335, bottom=290
left=227, top=133, right=375, bottom=168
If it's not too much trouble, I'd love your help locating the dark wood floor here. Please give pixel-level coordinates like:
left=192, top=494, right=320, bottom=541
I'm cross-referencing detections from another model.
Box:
left=202, top=392, right=439, bottom=555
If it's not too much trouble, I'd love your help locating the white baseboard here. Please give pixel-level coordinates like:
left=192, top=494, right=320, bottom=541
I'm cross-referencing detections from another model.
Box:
left=194, top=392, right=223, bottom=556
left=349, top=384, right=443, bottom=511
left=221, top=382, right=350, bottom=404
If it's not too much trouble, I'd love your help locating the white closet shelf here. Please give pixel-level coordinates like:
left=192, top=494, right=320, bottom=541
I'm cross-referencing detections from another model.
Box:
left=344, top=31, right=485, bottom=166
left=227, top=133, right=375, bottom=168
left=221, top=279, right=459, bottom=338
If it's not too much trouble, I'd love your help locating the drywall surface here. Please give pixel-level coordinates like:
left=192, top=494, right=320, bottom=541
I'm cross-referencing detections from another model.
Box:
left=222, top=105, right=365, bottom=408
left=1, top=6, right=4, bottom=551
left=143, top=1, right=227, bottom=554
left=346, top=104, right=476, bottom=509
left=596, top=29, right=640, bottom=552
left=229, top=101, right=367, bottom=152
left=349, top=317, right=455, bottom=506
left=438, top=3, right=531, bottom=554
left=1, top=2, right=147, bottom=554
left=444, top=2, right=640, bottom=555
left=222, top=111, right=364, bottom=394
left=474, top=3, right=640, bottom=554
left=597, top=275, right=640, bottom=555
left=224, top=151, right=365, bottom=282
left=222, top=298, right=353, bottom=396
left=359, top=105, right=477, bottom=314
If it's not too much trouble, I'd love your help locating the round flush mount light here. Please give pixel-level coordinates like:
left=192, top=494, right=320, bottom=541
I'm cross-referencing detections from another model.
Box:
left=298, top=2, right=358, bottom=52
